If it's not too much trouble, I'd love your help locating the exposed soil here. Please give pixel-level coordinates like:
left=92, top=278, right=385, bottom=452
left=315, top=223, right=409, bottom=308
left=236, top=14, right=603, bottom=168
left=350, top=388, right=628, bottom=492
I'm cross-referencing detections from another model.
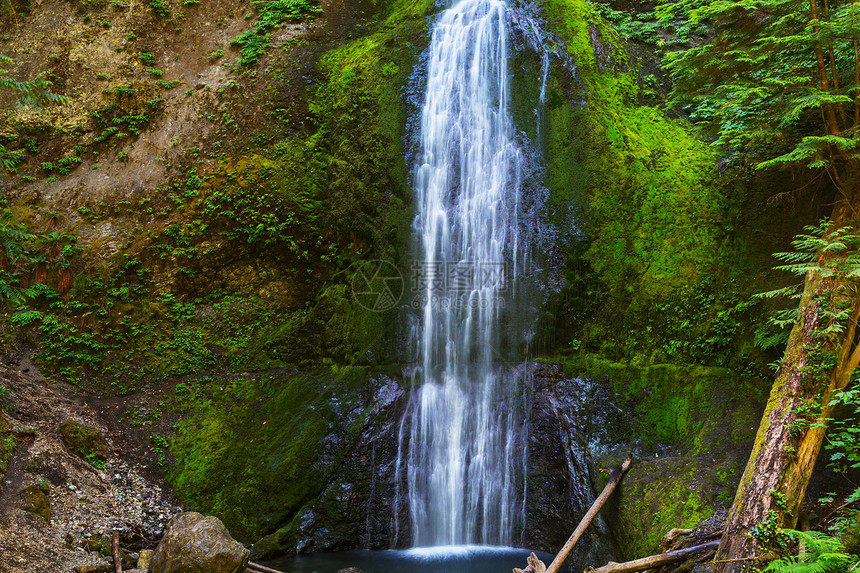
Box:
left=0, top=348, right=181, bottom=573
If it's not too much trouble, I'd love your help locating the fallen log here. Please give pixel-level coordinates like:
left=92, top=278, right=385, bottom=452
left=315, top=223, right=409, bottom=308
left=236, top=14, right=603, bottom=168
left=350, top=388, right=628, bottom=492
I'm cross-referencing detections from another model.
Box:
left=247, top=561, right=287, bottom=573
left=73, top=566, right=113, bottom=573
left=589, top=540, right=720, bottom=573
left=112, top=531, right=123, bottom=573
left=541, top=455, right=632, bottom=573
left=660, top=528, right=693, bottom=551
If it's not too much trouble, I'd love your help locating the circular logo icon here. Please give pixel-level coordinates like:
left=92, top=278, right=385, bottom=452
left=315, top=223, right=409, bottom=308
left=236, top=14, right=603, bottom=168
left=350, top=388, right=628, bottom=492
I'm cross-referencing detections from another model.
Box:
left=351, top=260, right=404, bottom=312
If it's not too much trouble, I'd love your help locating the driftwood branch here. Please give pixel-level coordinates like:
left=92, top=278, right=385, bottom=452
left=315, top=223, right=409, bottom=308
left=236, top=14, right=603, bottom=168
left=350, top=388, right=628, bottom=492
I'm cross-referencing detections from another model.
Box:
left=73, top=566, right=113, bottom=573
left=112, top=531, right=122, bottom=573
left=514, top=552, right=547, bottom=573
left=542, top=455, right=632, bottom=573
left=589, top=540, right=720, bottom=573
left=247, top=561, right=287, bottom=573
left=660, top=528, right=693, bottom=551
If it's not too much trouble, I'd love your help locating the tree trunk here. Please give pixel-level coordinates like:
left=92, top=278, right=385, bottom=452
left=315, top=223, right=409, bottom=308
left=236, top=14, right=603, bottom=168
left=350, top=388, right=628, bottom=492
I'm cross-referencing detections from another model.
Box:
left=714, top=196, right=860, bottom=572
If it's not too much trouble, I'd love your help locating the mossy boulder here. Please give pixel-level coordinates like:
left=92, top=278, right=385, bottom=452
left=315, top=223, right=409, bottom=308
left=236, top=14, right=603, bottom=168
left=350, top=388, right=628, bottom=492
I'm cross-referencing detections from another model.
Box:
left=600, top=456, right=737, bottom=560
left=841, top=516, right=860, bottom=555
left=20, top=482, right=51, bottom=523
left=250, top=526, right=295, bottom=561
left=60, top=418, right=109, bottom=462
left=151, top=512, right=249, bottom=573
left=167, top=371, right=406, bottom=550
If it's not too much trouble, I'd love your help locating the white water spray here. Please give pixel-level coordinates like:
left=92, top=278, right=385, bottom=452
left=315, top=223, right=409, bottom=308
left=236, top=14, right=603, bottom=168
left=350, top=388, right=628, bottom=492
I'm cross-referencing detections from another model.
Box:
left=398, top=0, right=530, bottom=547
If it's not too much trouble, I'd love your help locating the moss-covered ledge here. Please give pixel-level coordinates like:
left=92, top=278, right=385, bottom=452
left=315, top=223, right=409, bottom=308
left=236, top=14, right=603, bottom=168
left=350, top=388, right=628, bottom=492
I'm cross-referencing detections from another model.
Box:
left=550, top=353, right=768, bottom=559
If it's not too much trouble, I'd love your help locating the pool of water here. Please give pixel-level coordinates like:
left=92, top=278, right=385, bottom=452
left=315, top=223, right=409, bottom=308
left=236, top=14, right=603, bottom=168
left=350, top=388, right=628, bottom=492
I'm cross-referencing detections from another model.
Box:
left=263, top=545, right=555, bottom=573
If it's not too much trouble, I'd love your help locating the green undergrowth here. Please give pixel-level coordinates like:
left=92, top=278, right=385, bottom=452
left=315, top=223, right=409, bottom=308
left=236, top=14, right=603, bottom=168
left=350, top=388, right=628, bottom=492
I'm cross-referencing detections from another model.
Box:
left=1, top=151, right=392, bottom=392
left=3, top=60, right=165, bottom=181
left=232, top=0, right=323, bottom=65
left=157, top=0, right=437, bottom=543
left=536, top=0, right=791, bottom=374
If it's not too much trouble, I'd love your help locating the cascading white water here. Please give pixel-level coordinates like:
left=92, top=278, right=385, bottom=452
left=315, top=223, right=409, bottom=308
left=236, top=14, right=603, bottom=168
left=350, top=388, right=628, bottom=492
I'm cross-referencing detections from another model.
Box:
left=398, top=0, right=530, bottom=548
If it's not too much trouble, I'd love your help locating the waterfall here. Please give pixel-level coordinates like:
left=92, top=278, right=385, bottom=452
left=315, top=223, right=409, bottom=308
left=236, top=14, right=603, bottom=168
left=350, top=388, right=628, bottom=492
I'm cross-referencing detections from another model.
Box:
left=398, top=0, right=530, bottom=547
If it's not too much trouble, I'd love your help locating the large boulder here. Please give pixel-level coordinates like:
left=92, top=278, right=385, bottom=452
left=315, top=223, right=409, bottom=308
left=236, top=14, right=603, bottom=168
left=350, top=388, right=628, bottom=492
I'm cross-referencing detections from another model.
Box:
left=60, top=418, right=109, bottom=462
left=150, top=512, right=249, bottom=573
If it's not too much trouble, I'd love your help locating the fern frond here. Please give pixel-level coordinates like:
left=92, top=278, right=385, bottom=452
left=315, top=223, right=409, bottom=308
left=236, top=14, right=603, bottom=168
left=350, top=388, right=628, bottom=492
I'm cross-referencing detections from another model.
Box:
left=764, top=530, right=856, bottom=573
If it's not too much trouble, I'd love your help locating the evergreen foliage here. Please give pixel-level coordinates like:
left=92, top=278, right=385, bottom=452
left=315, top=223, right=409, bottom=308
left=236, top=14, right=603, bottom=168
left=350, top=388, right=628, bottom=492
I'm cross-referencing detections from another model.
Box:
left=666, top=0, right=860, bottom=184
left=231, top=0, right=322, bottom=65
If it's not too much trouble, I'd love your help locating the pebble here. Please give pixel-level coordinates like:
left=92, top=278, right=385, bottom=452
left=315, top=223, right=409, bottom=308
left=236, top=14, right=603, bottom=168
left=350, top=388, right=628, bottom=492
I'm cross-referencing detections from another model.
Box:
left=50, top=458, right=181, bottom=552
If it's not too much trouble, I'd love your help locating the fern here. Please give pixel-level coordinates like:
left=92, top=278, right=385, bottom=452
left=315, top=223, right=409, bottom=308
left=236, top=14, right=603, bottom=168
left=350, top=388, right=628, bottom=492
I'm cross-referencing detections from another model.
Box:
left=231, top=0, right=322, bottom=65
left=753, top=220, right=860, bottom=348
left=0, top=55, right=67, bottom=109
left=763, top=530, right=855, bottom=573
left=0, top=55, right=68, bottom=173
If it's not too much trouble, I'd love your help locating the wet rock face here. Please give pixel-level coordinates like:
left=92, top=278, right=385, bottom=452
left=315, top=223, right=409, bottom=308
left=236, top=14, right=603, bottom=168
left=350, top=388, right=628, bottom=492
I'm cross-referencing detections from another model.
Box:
left=151, top=512, right=249, bottom=573
left=251, top=375, right=408, bottom=558
left=524, top=363, right=620, bottom=566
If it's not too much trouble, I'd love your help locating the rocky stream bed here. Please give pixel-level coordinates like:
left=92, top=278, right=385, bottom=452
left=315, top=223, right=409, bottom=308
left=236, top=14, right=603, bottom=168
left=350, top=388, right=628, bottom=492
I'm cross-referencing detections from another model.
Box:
left=0, top=354, right=181, bottom=573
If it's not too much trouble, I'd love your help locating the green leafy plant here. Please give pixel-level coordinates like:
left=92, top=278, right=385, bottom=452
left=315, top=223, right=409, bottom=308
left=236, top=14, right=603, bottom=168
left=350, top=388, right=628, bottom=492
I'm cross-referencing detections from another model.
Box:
left=138, top=50, right=156, bottom=66
left=231, top=0, right=322, bottom=65
left=10, top=310, right=44, bottom=327
left=755, top=220, right=860, bottom=351
left=84, top=453, right=106, bottom=470
left=0, top=55, right=67, bottom=171
left=763, top=529, right=855, bottom=573
left=148, top=0, right=168, bottom=16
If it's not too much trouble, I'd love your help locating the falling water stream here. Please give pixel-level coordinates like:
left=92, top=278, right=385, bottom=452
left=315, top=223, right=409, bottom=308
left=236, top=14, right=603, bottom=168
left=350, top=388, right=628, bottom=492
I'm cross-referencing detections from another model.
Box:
left=397, top=0, right=531, bottom=548
left=263, top=4, right=599, bottom=571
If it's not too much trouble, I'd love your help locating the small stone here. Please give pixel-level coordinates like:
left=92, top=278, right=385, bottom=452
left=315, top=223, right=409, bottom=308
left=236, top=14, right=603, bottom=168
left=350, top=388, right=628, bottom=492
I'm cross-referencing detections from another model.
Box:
left=137, top=549, right=154, bottom=570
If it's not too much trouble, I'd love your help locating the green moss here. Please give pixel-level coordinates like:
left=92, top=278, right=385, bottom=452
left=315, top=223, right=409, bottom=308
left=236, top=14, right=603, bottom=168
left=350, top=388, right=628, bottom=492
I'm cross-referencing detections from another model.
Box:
left=537, top=0, right=757, bottom=367
left=20, top=482, right=51, bottom=523
left=307, top=0, right=433, bottom=243
left=166, top=370, right=374, bottom=541
left=603, top=456, right=732, bottom=559
left=59, top=419, right=109, bottom=461
left=556, top=353, right=768, bottom=447
left=0, top=429, right=15, bottom=481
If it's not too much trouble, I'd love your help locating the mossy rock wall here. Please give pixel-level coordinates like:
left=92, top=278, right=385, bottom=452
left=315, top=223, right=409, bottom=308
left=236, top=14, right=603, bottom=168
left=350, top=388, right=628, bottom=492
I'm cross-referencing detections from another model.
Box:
left=166, top=370, right=406, bottom=547
left=556, top=354, right=767, bottom=558
left=2, top=0, right=434, bottom=551
left=528, top=0, right=840, bottom=560
left=533, top=0, right=828, bottom=371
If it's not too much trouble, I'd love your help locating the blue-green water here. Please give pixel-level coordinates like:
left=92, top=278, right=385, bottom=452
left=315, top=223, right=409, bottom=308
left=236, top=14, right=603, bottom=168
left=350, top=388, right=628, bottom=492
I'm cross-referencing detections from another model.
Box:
left=264, top=545, right=555, bottom=573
